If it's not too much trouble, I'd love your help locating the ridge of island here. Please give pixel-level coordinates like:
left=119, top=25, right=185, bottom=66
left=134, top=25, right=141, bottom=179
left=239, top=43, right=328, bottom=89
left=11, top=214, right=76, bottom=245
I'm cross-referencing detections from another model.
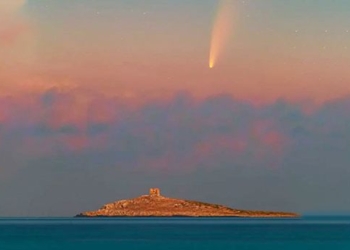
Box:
left=76, top=188, right=299, bottom=218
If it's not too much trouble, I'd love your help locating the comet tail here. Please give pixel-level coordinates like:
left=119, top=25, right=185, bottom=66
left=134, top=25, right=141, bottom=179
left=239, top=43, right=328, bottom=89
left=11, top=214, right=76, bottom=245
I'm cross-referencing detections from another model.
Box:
left=209, top=0, right=235, bottom=68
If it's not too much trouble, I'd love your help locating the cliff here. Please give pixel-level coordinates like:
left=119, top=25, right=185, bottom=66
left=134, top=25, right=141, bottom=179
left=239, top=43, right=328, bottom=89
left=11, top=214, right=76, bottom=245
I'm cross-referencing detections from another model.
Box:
left=76, top=188, right=298, bottom=218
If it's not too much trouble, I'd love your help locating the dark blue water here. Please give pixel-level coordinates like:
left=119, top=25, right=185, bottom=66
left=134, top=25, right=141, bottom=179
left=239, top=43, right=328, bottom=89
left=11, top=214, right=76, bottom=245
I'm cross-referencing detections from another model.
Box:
left=1, top=217, right=350, bottom=249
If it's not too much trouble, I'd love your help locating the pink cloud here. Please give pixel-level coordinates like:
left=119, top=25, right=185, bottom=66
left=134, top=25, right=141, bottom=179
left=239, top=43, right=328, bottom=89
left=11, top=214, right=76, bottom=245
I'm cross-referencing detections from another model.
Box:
left=195, top=135, right=248, bottom=158
left=0, top=87, right=327, bottom=173
left=62, top=135, right=89, bottom=152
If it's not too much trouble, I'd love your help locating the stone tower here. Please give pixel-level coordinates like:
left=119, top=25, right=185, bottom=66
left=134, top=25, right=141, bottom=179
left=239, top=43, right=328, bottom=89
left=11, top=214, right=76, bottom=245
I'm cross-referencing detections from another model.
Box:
left=149, top=188, right=160, bottom=197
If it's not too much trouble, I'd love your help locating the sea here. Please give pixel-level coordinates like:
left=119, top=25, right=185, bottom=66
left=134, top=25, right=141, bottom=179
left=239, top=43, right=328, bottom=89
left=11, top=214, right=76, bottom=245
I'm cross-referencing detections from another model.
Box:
left=0, top=216, right=350, bottom=249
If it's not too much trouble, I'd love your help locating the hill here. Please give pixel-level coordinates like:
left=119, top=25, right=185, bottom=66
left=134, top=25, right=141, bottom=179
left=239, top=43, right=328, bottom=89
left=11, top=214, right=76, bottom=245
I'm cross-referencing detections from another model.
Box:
left=76, top=188, right=298, bottom=218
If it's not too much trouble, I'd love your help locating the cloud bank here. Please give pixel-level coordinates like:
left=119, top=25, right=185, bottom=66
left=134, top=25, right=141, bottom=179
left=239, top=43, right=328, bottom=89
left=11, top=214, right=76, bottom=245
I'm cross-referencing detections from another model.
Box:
left=0, top=88, right=349, bottom=215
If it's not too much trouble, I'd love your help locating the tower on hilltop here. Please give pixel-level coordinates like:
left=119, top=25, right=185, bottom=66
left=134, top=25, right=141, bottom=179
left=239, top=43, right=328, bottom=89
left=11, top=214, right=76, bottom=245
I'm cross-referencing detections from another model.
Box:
left=149, top=188, right=160, bottom=197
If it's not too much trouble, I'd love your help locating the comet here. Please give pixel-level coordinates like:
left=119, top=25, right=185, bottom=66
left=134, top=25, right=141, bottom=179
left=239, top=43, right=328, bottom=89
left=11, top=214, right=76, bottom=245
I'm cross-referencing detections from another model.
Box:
left=209, top=0, right=235, bottom=69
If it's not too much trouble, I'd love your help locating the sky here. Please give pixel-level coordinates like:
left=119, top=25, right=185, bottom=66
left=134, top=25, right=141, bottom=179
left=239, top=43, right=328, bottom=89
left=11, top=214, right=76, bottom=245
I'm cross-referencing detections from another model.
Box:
left=0, top=0, right=350, bottom=216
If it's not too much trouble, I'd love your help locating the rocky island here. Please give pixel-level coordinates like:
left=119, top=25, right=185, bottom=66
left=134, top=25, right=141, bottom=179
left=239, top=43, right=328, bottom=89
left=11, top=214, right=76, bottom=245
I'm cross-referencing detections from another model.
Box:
left=76, top=188, right=299, bottom=218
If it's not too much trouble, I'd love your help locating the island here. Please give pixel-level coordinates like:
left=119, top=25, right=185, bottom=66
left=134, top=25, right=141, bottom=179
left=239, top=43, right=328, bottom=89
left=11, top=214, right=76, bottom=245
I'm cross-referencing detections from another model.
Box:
left=76, top=188, right=299, bottom=217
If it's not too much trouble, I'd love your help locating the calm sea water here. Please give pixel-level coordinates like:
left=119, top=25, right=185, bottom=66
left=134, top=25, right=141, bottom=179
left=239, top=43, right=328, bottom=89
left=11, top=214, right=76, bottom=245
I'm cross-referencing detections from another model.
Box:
left=0, top=217, right=350, bottom=249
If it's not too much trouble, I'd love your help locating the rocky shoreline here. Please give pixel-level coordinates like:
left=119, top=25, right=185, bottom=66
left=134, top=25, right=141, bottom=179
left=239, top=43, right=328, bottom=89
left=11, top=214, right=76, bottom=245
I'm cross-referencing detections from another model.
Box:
left=76, top=188, right=299, bottom=218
